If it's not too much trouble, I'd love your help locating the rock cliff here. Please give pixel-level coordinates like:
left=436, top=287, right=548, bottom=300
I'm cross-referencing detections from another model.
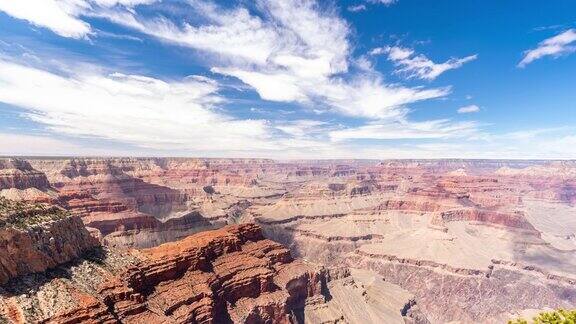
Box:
left=0, top=222, right=286, bottom=323
left=0, top=222, right=421, bottom=323
left=0, top=197, right=98, bottom=284
left=3, top=157, right=576, bottom=322
left=0, top=159, right=50, bottom=191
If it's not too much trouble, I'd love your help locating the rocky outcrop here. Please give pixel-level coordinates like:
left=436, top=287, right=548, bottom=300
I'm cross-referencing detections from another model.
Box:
left=0, top=198, right=98, bottom=284
left=304, top=267, right=430, bottom=324
left=22, top=158, right=286, bottom=248
left=431, top=208, right=537, bottom=231
left=345, top=251, right=576, bottom=323
left=94, top=223, right=326, bottom=323
left=0, top=159, right=50, bottom=191
left=374, top=199, right=448, bottom=212
left=0, top=224, right=331, bottom=323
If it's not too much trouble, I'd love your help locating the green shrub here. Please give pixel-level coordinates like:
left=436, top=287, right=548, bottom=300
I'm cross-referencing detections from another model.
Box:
left=509, top=309, right=576, bottom=324
left=0, top=196, right=70, bottom=229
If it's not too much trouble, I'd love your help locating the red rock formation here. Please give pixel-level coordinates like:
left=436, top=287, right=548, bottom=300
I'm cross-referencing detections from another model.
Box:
left=93, top=223, right=324, bottom=323
left=0, top=223, right=327, bottom=324
left=431, top=208, right=537, bottom=231
left=0, top=159, right=50, bottom=190
left=374, top=198, right=448, bottom=212
left=3, top=158, right=576, bottom=323
left=0, top=198, right=98, bottom=284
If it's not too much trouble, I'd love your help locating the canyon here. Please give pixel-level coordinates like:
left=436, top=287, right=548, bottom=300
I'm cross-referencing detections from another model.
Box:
left=1, top=157, right=576, bottom=323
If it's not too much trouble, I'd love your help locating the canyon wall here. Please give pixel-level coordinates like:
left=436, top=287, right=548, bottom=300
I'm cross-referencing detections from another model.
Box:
left=0, top=221, right=421, bottom=324
left=0, top=197, right=98, bottom=284
left=2, top=157, right=576, bottom=322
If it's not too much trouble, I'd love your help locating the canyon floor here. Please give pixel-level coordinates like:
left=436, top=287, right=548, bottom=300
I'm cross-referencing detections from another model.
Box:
left=1, top=157, right=576, bottom=323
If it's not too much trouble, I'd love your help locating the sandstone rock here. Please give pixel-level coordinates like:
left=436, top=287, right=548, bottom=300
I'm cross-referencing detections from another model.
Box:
left=0, top=224, right=333, bottom=324
left=4, top=157, right=576, bottom=323
left=0, top=159, right=50, bottom=191
left=0, top=198, right=98, bottom=284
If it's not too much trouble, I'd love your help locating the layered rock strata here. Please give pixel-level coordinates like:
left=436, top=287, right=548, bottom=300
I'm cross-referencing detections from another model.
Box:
left=3, top=157, right=576, bottom=322
left=0, top=159, right=50, bottom=191
left=0, top=197, right=98, bottom=284
left=2, top=223, right=390, bottom=324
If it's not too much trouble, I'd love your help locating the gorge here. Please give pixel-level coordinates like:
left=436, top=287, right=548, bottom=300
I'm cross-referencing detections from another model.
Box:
left=1, top=157, right=575, bottom=323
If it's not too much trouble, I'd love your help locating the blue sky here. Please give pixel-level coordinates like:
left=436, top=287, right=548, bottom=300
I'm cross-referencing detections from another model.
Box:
left=0, top=0, right=575, bottom=158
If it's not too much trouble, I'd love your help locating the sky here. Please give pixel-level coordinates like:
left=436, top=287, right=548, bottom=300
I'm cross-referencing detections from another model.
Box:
left=0, top=0, right=575, bottom=159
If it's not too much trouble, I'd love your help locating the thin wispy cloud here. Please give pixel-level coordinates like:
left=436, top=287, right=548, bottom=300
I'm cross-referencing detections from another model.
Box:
left=457, top=105, right=480, bottom=114
left=372, top=46, right=477, bottom=80
left=519, top=29, right=576, bottom=67
left=0, top=0, right=155, bottom=39
left=0, top=0, right=484, bottom=157
left=96, top=0, right=450, bottom=121
left=7, top=0, right=571, bottom=159
left=348, top=0, right=395, bottom=12
left=370, top=0, right=397, bottom=5
left=499, top=127, right=570, bottom=140
left=329, top=119, right=479, bottom=141
left=533, top=24, right=565, bottom=32
left=0, top=58, right=281, bottom=154
left=347, top=4, right=367, bottom=12
left=0, top=133, right=138, bottom=156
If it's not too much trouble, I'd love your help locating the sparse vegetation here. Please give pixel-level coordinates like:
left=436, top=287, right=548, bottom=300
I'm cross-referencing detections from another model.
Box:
left=203, top=185, right=215, bottom=195
left=0, top=196, right=70, bottom=229
left=508, top=309, right=576, bottom=324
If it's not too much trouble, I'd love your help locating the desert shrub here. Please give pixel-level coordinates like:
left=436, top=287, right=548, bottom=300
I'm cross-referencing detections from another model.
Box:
left=509, top=309, right=576, bottom=324
left=0, top=196, right=70, bottom=229
left=203, top=185, right=215, bottom=195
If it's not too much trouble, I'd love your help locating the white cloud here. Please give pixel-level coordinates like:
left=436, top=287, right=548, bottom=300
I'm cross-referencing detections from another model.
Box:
left=0, top=59, right=282, bottom=154
left=96, top=0, right=350, bottom=73
left=92, top=0, right=156, bottom=6
left=0, top=0, right=155, bottom=39
left=2, top=0, right=454, bottom=122
left=348, top=0, right=395, bottom=12
left=519, top=29, right=576, bottom=67
left=97, top=0, right=449, bottom=120
left=2, top=115, right=572, bottom=160
left=457, top=104, right=480, bottom=114
left=213, top=67, right=449, bottom=119
left=0, top=0, right=499, bottom=159
left=0, top=0, right=91, bottom=38
left=275, top=120, right=331, bottom=138
left=330, top=119, right=479, bottom=141
left=369, top=0, right=396, bottom=4
left=347, top=4, right=367, bottom=12
left=386, top=46, right=414, bottom=60
left=499, top=127, right=569, bottom=140
left=373, top=46, right=477, bottom=80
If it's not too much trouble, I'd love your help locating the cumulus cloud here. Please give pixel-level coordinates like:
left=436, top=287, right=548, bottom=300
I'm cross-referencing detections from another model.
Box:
left=372, top=46, right=477, bottom=80
left=519, top=29, right=576, bottom=67
left=457, top=105, right=480, bottom=114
